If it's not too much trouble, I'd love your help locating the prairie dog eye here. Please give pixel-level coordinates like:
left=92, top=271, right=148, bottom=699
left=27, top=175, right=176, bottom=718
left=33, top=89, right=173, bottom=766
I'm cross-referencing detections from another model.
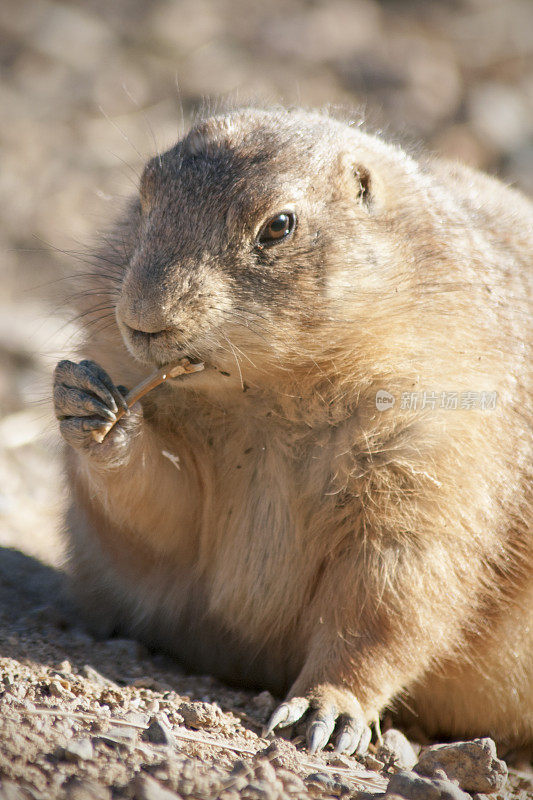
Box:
left=257, top=212, right=296, bottom=248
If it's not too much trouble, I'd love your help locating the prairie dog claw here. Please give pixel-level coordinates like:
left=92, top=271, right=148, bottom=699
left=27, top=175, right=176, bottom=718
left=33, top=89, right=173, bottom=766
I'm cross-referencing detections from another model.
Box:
left=264, top=685, right=372, bottom=755
left=263, top=697, right=310, bottom=737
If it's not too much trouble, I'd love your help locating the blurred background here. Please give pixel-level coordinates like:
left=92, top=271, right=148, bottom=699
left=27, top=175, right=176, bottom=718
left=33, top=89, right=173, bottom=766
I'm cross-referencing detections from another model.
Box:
left=0, top=0, right=532, bottom=563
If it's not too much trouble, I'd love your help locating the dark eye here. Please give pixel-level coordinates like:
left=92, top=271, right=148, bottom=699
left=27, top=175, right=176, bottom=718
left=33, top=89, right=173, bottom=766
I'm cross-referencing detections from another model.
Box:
left=257, top=212, right=296, bottom=248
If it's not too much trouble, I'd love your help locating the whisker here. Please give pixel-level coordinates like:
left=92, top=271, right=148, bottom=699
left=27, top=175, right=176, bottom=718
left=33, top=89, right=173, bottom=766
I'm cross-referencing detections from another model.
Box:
left=82, top=314, right=120, bottom=338
left=121, top=83, right=162, bottom=169
left=221, top=332, right=244, bottom=390
left=106, top=149, right=142, bottom=183
left=97, top=105, right=144, bottom=162
left=71, top=302, right=118, bottom=320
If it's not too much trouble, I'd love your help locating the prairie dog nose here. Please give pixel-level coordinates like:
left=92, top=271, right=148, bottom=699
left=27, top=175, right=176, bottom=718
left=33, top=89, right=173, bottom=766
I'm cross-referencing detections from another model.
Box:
left=117, top=290, right=171, bottom=335
left=123, top=320, right=168, bottom=336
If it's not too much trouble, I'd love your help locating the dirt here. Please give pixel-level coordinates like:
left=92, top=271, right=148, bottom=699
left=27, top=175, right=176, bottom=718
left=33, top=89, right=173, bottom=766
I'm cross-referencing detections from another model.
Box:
left=0, top=0, right=532, bottom=797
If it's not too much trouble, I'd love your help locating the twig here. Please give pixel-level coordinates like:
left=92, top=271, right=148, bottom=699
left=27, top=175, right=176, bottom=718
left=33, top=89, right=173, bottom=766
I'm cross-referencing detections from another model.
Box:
left=91, top=357, right=204, bottom=442
left=18, top=706, right=147, bottom=728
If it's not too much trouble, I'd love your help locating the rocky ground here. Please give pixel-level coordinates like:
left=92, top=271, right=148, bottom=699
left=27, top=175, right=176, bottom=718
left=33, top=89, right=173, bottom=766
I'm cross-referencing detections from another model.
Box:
left=0, top=0, right=532, bottom=797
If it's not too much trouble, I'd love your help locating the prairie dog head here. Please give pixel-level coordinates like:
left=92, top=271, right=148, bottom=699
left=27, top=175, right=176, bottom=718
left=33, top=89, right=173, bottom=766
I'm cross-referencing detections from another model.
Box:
left=114, top=108, right=422, bottom=389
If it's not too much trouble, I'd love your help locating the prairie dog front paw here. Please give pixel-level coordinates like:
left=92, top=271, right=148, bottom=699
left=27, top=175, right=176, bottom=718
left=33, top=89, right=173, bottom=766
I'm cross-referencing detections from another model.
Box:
left=53, top=359, right=141, bottom=465
left=264, top=682, right=372, bottom=755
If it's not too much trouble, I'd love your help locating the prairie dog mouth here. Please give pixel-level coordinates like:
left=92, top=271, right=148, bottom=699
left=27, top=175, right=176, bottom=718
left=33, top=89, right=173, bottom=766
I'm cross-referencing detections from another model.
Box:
left=120, top=321, right=203, bottom=369
left=167, top=357, right=206, bottom=379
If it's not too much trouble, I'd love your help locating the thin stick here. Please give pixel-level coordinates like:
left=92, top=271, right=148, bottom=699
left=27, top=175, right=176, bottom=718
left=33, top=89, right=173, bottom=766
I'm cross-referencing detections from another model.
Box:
left=16, top=706, right=147, bottom=729
left=91, top=357, right=204, bottom=442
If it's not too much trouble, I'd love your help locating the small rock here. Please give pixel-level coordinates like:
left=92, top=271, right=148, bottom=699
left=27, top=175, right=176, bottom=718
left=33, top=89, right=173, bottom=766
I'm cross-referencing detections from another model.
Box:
left=257, top=740, right=301, bottom=772
left=179, top=700, right=222, bottom=728
left=364, top=753, right=385, bottom=771
left=305, top=772, right=351, bottom=796
left=123, top=710, right=150, bottom=727
left=48, top=679, right=66, bottom=698
left=93, top=726, right=137, bottom=749
left=142, top=714, right=174, bottom=745
left=387, top=770, right=471, bottom=800
left=132, top=774, right=180, bottom=800
left=377, top=728, right=419, bottom=770
left=414, top=738, right=508, bottom=793
left=106, top=724, right=138, bottom=742
left=80, top=665, right=117, bottom=688
left=62, top=737, right=94, bottom=762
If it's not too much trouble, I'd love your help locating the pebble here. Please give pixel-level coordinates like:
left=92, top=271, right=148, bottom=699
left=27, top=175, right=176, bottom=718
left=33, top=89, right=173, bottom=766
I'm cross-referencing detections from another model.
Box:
left=387, top=770, right=471, bottom=800
left=377, top=727, right=419, bottom=770
left=179, top=700, right=222, bottom=728
left=414, top=738, right=508, bottom=793
left=48, top=679, right=67, bottom=698
left=364, top=753, right=385, bottom=771
left=305, top=772, right=351, bottom=796
left=93, top=727, right=137, bottom=750
left=62, top=737, right=94, bottom=762
left=80, top=665, right=117, bottom=688
left=122, top=710, right=150, bottom=727
left=257, top=741, right=301, bottom=772
left=142, top=714, right=174, bottom=745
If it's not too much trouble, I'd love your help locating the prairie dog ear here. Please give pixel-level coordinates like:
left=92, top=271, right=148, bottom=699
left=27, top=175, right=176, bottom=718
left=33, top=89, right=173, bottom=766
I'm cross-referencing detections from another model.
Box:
left=335, top=152, right=379, bottom=210
left=353, top=164, right=372, bottom=208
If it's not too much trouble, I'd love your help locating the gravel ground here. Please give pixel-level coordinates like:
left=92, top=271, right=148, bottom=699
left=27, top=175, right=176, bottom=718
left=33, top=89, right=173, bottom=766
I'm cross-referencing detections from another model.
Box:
left=0, top=0, right=532, bottom=797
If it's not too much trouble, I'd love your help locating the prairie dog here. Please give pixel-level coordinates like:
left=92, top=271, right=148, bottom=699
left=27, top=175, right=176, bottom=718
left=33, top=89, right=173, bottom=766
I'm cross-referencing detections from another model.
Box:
left=53, top=107, right=533, bottom=754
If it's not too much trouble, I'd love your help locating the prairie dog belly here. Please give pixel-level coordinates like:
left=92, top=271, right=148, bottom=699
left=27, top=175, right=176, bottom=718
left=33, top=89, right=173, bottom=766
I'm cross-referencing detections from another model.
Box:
left=69, top=414, right=336, bottom=692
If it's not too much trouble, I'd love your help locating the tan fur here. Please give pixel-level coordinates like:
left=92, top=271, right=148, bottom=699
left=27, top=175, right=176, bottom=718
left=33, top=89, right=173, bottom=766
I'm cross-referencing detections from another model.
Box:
left=60, top=108, right=532, bottom=746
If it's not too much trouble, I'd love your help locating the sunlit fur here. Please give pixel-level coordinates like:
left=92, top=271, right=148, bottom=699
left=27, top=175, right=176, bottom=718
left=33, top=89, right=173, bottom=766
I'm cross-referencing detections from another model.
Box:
left=64, top=107, right=532, bottom=745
